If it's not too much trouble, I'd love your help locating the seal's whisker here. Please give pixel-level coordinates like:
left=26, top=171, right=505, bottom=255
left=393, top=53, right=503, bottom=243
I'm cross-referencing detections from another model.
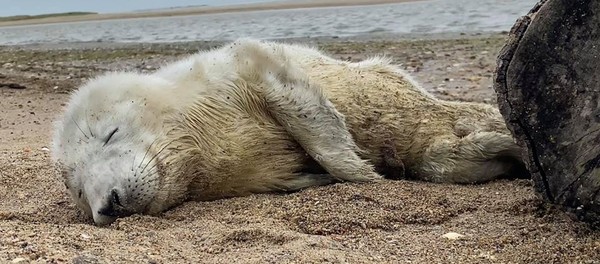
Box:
left=140, top=158, right=163, bottom=178
left=135, top=137, right=161, bottom=176
left=139, top=174, right=160, bottom=184
left=140, top=140, right=174, bottom=173
left=58, top=162, right=76, bottom=171
left=131, top=152, right=138, bottom=172
left=71, top=117, right=90, bottom=140
left=139, top=162, right=158, bottom=179
left=85, top=107, right=95, bottom=138
left=139, top=140, right=175, bottom=174
left=141, top=165, right=158, bottom=179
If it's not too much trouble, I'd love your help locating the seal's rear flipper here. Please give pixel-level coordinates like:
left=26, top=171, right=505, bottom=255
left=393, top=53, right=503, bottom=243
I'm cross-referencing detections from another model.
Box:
left=419, top=131, right=526, bottom=184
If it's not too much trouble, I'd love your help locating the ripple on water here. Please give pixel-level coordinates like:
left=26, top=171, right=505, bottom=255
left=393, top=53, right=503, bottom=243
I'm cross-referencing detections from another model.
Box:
left=0, top=0, right=538, bottom=45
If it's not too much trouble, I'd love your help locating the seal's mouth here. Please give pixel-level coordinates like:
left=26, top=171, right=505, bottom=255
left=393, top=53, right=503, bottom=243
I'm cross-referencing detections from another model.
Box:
left=92, top=189, right=135, bottom=226
left=88, top=149, right=167, bottom=226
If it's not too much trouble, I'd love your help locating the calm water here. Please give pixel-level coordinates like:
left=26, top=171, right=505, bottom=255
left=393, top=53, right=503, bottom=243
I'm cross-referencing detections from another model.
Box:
left=0, top=0, right=537, bottom=45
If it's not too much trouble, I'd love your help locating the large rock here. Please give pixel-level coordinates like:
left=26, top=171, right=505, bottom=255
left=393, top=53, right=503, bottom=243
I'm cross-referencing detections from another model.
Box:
left=494, top=0, right=600, bottom=226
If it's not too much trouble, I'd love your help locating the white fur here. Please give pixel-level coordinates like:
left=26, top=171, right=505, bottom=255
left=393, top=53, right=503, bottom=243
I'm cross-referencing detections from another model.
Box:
left=52, top=73, right=182, bottom=224
left=52, top=38, right=522, bottom=226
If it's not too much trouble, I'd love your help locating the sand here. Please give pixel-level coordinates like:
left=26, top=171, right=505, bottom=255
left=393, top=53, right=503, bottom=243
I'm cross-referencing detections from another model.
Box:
left=0, top=0, right=424, bottom=27
left=1, top=34, right=599, bottom=263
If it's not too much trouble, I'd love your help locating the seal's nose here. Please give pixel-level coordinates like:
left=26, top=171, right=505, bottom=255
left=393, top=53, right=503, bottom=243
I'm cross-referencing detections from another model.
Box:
left=97, top=189, right=128, bottom=218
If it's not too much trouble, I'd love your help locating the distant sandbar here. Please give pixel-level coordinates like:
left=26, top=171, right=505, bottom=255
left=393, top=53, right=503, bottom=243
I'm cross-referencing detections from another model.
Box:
left=0, top=0, right=424, bottom=27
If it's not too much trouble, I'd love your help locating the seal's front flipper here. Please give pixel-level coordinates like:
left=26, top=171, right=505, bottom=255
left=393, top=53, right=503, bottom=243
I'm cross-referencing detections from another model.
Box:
left=229, top=39, right=382, bottom=183
left=262, top=70, right=382, bottom=183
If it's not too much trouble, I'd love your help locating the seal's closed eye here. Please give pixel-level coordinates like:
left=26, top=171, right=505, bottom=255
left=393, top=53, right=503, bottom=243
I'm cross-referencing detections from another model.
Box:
left=103, top=127, right=119, bottom=146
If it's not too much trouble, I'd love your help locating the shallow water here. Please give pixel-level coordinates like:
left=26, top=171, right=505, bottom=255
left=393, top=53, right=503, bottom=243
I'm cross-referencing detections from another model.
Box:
left=0, top=0, right=537, bottom=45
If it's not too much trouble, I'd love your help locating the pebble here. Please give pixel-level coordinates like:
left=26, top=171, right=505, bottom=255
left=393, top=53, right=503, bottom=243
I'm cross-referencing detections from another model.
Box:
left=72, top=254, right=99, bottom=264
left=442, top=232, right=465, bottom=240
left=1, top=83, right=26, bottom=89
left=11, top=257, right=27, bottom=263
left=478, top=253, right=497, bottom=260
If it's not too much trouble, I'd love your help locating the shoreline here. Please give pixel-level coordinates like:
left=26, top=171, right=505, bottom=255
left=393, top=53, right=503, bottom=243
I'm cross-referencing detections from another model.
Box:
left=0, top=31, right=507, bottom=50
left=0, top=0, right=425, bottom=28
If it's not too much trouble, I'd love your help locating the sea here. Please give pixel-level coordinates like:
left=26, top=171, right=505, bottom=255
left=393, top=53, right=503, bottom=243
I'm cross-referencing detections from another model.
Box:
left=0, top=0, right=538, bottom=45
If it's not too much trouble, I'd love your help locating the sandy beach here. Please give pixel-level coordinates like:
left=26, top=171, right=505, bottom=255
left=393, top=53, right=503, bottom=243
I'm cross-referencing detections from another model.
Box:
left=0, top=0, right=423, bottom=27
left=1, top=32, right=599, bottom=263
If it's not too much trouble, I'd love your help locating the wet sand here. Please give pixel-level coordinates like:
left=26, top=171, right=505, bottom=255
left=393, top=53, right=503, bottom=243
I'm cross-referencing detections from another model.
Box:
left=0, top=0, right=424, bottom=27
left=1, top=34, right=599, bottom=263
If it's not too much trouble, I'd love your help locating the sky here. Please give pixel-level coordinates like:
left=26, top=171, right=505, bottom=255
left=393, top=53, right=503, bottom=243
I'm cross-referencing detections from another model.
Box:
left=0, top=0, right=278, bottom=17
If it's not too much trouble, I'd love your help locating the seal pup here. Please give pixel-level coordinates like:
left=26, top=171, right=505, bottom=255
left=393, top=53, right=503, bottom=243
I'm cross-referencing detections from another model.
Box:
left=51, top=39, right=525, bottom=225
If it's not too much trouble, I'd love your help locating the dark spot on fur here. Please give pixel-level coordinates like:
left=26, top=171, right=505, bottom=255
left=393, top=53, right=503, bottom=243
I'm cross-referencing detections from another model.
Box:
left=299, top=158, right=328, bottom=175
left=379, top=143, right=406, bottom=180
left=78, top=190, right=82, bottom=198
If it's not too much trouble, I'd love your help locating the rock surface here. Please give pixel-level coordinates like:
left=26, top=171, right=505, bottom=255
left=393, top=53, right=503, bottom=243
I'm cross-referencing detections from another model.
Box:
left=494, top=0, right=600, bottom=226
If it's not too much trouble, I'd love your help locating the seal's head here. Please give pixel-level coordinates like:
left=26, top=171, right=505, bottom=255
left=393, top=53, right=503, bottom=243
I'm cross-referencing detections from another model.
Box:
left=51, top=72, right=181, bottom=226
